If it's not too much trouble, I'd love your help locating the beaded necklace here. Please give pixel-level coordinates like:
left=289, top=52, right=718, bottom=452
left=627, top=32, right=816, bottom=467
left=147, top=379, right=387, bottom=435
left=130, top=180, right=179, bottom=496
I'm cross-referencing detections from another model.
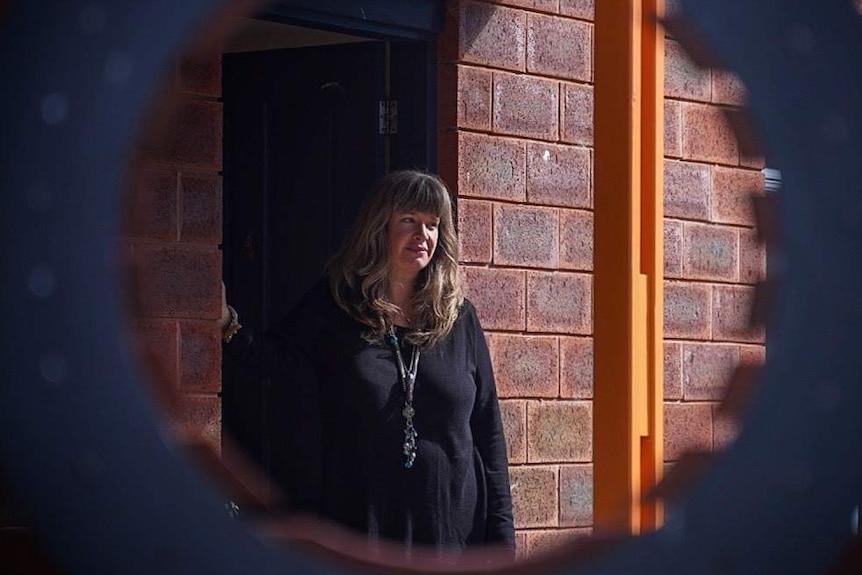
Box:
left=386, top=325, right=420, bottom=468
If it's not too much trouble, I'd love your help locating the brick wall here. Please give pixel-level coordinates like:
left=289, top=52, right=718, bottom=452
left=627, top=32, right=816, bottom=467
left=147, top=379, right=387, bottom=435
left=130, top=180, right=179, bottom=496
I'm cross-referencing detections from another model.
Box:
left=440, top=0, right=767, bottom=557
left=662, top=28, right=767, bottom=466
left=124, top=49, right=224, bottom=449
left=438, top=0, right=596, bottom=556
left=120, top=2, right=766, bottom=557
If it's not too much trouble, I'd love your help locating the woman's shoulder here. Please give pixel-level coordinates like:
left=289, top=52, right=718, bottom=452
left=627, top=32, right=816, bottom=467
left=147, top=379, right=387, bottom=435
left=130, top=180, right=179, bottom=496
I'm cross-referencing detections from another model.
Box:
left=459, top=297, right=477, bottom=316
left=455, top=297, right=481, bottom=330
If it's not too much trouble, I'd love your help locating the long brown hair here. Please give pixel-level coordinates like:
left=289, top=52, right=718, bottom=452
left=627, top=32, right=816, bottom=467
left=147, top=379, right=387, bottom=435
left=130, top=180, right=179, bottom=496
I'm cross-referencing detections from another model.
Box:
left=327, top=170, right=462, bottom=349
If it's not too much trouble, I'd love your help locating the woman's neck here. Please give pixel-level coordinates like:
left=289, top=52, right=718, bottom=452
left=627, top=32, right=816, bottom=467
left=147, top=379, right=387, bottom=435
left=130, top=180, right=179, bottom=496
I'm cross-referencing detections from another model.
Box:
left=387, top=275, right=416, bottom=326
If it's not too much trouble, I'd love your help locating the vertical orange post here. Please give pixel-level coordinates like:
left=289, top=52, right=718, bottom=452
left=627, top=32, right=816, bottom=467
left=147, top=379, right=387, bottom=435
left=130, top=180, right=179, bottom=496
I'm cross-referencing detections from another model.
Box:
left=593, top=0, right=664, bottom=534
left=640, top=0, right=665, bottom=532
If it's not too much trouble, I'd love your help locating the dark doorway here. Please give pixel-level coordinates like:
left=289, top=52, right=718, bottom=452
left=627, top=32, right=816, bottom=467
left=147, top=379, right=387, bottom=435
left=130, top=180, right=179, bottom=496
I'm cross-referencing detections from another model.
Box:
left=221, top=26, right=434, bottom=501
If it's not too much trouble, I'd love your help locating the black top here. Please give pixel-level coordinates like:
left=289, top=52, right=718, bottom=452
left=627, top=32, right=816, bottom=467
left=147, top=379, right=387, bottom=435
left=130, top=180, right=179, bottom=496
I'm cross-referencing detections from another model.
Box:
left=224, top=280, right=515, bottom=551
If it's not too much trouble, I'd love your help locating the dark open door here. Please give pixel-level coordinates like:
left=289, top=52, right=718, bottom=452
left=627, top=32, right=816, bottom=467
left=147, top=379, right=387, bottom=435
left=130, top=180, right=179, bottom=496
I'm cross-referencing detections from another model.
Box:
left=222, top=37, right=433, bottom=501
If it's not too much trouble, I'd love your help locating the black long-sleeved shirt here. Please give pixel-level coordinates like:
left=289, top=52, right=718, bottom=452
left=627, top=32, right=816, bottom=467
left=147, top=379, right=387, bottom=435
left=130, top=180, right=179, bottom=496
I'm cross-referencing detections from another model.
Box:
left=224, top=280, right=514, bottom=551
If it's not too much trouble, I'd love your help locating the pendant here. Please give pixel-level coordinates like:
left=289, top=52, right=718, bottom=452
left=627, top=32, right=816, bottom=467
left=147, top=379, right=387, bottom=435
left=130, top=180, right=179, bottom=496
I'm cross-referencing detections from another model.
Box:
left=402, top=402, right=418, bottom=469
left=388, top=325, right=420, bottom=469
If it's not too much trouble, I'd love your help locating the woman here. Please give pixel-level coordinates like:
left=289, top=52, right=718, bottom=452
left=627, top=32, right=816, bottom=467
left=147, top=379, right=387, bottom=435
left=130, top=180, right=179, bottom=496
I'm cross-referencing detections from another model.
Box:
left=221, top=170, right=514, bottom=552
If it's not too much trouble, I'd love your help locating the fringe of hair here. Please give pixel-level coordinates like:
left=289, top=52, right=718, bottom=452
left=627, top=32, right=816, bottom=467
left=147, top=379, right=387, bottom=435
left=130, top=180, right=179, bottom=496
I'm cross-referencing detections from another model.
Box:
left=327, top=170, right=463, bottom=349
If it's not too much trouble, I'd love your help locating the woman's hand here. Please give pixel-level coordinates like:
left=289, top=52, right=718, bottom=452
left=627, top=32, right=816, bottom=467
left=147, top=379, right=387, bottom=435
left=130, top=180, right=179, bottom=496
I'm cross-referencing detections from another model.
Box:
left=220, top=281, right=232, bottom=330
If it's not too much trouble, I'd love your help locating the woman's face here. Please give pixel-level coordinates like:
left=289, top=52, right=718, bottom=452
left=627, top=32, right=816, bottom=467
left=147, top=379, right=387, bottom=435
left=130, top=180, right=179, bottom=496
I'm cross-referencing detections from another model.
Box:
left=386, top=210, right=440, bottom=280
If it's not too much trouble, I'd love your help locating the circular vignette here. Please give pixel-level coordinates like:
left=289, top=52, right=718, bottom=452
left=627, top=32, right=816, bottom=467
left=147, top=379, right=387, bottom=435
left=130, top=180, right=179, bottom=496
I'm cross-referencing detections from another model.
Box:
left=1, top=1, right=862, bottom=575
left=0, top=1, right=324, bottom=574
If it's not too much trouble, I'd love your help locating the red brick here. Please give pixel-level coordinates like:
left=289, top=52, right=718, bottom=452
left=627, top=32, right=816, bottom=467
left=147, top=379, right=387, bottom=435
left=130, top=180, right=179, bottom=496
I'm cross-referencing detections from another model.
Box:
left=441, top=64, right=492, bottom=131
left=682, top=342, right=739, bottom=401
left=559, top=209, right=593, bottom=271
left=500, top=400, right=527, bottom=463
left=664, top=39, right=711, bottom=102
left=494, top=204, right=559, bottom=268
left=665, top=99, right=682, bottom=158
left=458, top=199, right=493, bottom=263
left=712, top=166, right=764, bottom=226
left=438, top=64, right=459, bottom=129
left=560, top=464, right=592, bottom=527
left=457, top=132, right=526, bottom=201
left=712, top=70, right=747, bottom=107
left=126, top=167, right=178, bottom=240
left=180, top=52, right=221, bottom=97
left=681, top=103, right=739, bottom=166
left=437, top=130, right=459, bottom=196
left=515, top=532, right=527, bottom=560
left=525, top=529, right=592, bottom=556
left=683, top=223, right=739, bottom=282
left=142, top=99, right=223, bottom=170
left=493, top=72, right=559, bottom=140
left=664, top=219, right=683, bottom=278
left=664, top=402, right=713, bottom=461
left=493, top=0, right=558, bottom=13
left=561, top=82, right=593, bottom=146
left=527, top=14, right=591, bottom=81
left=739, top=344, right=766, bottom=366
left=457, top=65, right=492, bottom=130
left=527, top=272, right=592, bottom=334
left=130, top=319, right=179, bottom=392
left=488, top=334, right=558, bottom=398
left=664, top=280, right=711, bottom=340
left=509, top=466, right=558, bottom=528
left=133, top=243, right=222, bottom=319
left=527, top=142, right=591, bottom=208
left=560, top=0, right=594, bottom=20
left=664, top=160, right=711, bottom=221
left=462, top=267, right=526, bottom=330
left=740, top=153, right=766, bottom=170
left=664, top=341, right=682, bottom=400
left=180, top=173, right=222, bottom=244
left=179, top=320, right=221, bottom=392
left=739, top=228, right=766, bottom=285
left=459, top=1, right=526, bottom=71
left=170, top=394, right=221, bottom=448
left=713, top=405, right=739, bottom=451
left=561, top=336, right=592, bottom=399
left=527, top=401, right=592, bottom=462
left=712, top=285, right=765, bottom=343
left=437, top=0, right=461, bottom=64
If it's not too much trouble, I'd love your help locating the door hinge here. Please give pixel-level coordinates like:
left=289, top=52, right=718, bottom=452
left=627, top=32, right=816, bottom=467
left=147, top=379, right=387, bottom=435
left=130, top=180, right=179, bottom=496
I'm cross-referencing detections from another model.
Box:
left=378, top=100, right=398, bottom=135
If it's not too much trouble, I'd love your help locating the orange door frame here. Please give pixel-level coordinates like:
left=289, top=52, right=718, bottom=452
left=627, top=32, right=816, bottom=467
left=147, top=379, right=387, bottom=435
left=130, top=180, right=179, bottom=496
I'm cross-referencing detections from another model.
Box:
left=593, top=0, right=665, bottom=534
